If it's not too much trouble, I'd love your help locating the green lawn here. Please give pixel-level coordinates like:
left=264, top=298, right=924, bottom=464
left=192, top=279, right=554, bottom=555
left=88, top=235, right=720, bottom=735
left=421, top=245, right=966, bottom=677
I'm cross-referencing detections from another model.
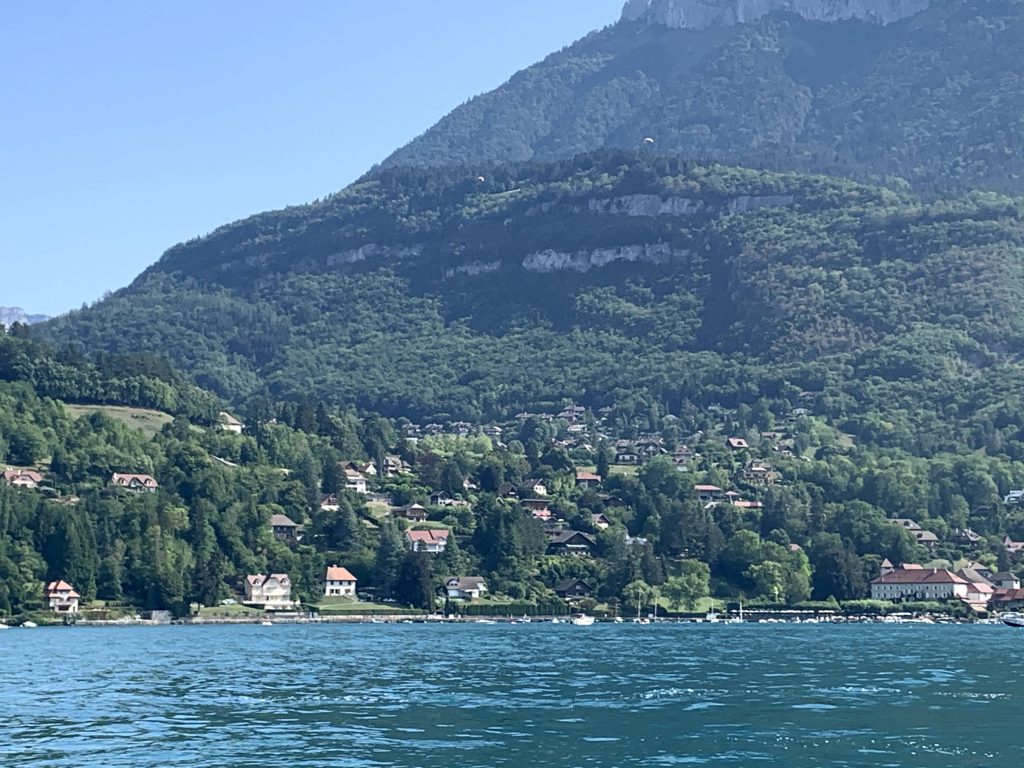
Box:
left=196, top=603, right=264, bottom=618
left=64, top=404, right=174, bottom=438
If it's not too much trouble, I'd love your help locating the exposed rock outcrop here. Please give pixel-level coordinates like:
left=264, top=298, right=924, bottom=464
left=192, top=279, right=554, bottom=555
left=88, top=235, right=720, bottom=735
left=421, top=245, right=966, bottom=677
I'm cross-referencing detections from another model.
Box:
left=523, top=244, right=690, bottom=273
left=621, top=0, right=931, bottom=28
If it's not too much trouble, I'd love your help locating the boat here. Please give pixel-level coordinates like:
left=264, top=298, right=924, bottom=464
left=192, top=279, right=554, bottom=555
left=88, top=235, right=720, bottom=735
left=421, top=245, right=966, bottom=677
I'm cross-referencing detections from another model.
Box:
left=0, top=624, right=9, bottom=630
left=705, top=599, right=720, bottom=623
left=511, top=615, right=531, bottom=624
left=724, top=603, right=744, bottom=624
left=570, top=614, right=595, bottom=626
left=613, top=616, right=623, bottom=623
left=475, top=619, right=496, bottom=624
left=1000, top=613, right=1024, bottom=628
left=260, top=620, right=273, bottom=626
left=551, top=617, right=561, bottom=624
left=22, top=621, right=38, bottom=628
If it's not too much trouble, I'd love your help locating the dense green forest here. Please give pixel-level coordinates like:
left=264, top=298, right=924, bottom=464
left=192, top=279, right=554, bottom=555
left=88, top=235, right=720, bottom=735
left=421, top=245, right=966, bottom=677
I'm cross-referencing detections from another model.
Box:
left=5, top=328, right=1024, bottom=621
left=381, top=0, right=1024, bottom=197
left=41, top=153, right=1024, bottom=463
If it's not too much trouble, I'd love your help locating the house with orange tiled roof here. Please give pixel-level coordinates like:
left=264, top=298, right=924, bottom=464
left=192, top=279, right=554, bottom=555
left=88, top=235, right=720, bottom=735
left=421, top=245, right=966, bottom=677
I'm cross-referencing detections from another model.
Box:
left=321, top=565, right=357, bottom=597
left=44, top=580, right=80, bottom=613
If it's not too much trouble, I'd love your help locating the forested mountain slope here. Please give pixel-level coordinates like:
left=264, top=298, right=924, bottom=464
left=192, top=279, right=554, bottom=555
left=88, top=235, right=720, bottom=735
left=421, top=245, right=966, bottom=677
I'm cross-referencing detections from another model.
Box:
left=381, top=0, right=1024, bottom=196
left=42, top=153, right=1024, bottom=458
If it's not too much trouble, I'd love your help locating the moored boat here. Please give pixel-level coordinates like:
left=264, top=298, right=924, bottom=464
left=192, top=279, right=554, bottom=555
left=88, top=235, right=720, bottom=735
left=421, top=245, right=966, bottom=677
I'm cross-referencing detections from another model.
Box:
left=1000, top=612, right=1024, bottom=628
left=570, top=613, right=595, bottom=626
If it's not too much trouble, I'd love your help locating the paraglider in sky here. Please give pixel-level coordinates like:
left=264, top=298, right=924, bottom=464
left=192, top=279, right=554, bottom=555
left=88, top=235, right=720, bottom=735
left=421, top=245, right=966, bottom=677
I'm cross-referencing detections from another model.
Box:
left=477, top=176, right=487, bottom=182
left=642, top=137, right=655, bottom=145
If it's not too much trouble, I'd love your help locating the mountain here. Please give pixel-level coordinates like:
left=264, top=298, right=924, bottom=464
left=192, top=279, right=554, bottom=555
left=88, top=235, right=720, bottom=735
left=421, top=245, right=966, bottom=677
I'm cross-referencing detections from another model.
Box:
left=41, top=151, right=1024, bottom=456
left=380, top=0, right=1024, bottom=196
left=1, top=307, right=50, bottom=326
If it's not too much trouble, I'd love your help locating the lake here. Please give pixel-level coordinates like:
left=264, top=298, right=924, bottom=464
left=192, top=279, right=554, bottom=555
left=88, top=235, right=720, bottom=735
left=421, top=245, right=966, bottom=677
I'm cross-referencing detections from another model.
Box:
left=1, top=622, right=1020, bottom=767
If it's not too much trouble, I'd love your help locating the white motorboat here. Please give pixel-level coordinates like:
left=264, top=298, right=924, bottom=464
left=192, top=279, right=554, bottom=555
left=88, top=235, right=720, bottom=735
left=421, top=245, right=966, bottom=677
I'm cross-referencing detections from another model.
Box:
left=1000, top=613, right=1024, bottom=628
left=22, top=621, right=38, bottom=628
left=0, top=624, right=9, bottom=630
left=570, top=614, right=595, bottom=626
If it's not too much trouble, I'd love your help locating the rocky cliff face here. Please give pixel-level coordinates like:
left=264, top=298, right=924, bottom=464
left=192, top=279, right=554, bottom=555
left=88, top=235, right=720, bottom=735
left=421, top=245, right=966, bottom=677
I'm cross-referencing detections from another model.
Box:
left=0, top=307, right=49, bottom=326
left=621, top=0, right=931, bottom=28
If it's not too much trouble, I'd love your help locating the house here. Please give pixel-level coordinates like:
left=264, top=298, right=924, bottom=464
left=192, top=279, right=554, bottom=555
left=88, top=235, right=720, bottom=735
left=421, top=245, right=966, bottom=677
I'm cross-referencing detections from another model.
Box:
left=244, top=574, right=293, bottom=607
left=1004, top=536, right=1024, bottom=554
left=531, top=508, right=553, bottom=523
left=270, top=514, right=303, bottom=542
left=322, top=565, right=357, bottom=597
left=890, top=518, right=939, bottom=549
left=382, top=455, right=410, bottom=478
left=741, top=460, right=777, bottom=486
left=575, top=471, right=602, bottom=488
left=554, top=578, right=593, bottom=599
left=3, top=468, right=43, bottom=488
left=446, top=576, right=488, bottom=600
left=694, top=484, right=725, bottom=503
left=405, top=528, right=450, bottom=554
left=591, top=513, right=612, bottom=530
left=110, top=472, right=158, bottom=493
left=953, top=527, right=982, bottom=546
left=547, top=530, right=596, bottom=556
left=726, top=437, right=749, bottom=450
left=394, top=503, right=428, bottom=523
left=991, top=588, right=1024, bottom=610
left=524, top=479, right=549, bottom=497
left=1005, top=490, right=1024, bottom=506
left=218, top=411, right=244, bottom=434
left=956, top=567, right=994, bottom=587
left=870, top=568, right=970, bottom=602
left=991, top=571, right=1021, bottom=590
left=44, top=580, right=80, bottom=613
left=521, top=498, right=551, bottom=513
left=320, top=494, right=340, bottom=512
left=344, top=469, right=368, bottom=495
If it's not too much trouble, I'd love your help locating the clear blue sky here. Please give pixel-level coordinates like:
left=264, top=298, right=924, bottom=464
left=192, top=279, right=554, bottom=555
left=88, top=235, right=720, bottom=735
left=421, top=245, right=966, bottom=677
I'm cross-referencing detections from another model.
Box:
left=1, top=1, right=624, bottom=316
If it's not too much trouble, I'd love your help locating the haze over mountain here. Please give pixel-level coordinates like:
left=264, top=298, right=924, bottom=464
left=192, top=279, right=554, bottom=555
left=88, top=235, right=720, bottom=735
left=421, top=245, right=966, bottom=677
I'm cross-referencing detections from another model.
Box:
left=40, top=0, right=1024, bottom=451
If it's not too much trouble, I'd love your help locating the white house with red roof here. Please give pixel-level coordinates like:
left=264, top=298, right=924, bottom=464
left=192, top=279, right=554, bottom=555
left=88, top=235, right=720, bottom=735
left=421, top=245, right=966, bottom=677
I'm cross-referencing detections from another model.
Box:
left=3, top=468, right=43, bottom=488
left=322, top=565, right=357, bottom=597
left=405, top=528, right=450, bottom=554
left=110, top=472, right=158, bottom=493
left=44, top=580, right=80, bottom=613
left=870, top=566, right=970, bottom=602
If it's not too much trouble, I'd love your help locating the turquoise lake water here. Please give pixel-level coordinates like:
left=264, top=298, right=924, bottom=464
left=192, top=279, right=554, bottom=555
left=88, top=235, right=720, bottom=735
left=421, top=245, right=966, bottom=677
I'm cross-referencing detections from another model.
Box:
left=1, top=622, right=1020, bottom=767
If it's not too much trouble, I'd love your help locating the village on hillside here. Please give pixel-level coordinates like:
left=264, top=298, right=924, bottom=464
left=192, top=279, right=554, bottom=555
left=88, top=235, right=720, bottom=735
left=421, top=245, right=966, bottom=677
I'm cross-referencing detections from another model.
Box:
left=6, top=398, right=1024, bottom=626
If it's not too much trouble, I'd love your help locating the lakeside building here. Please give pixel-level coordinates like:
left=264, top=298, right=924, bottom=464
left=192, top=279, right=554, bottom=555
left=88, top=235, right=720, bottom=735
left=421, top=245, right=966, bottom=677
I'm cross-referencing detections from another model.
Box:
left=870, top=566, right=970, bottom=602
left=44, top=580, right=80, bottom=613
left=322, top=566, right=357, bottom=597
left=3, top=468, right=44, bottom=488
left=244, top=574, right=293, bottom=608
left=445, top=576, right=488, bottom=600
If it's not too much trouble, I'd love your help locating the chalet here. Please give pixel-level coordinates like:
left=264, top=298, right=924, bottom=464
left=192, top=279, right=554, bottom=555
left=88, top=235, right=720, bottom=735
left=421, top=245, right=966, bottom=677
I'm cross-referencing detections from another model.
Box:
left=483, top=425, right=503, bottom=438
left=244, top=574, right=293, bottom=608
left=405, top=528, right=450, bottom=554
left=575, top=471, right=602, bottom=488
left=322, top=565, right=357, bottom=597
left=1004, top=536, right=1024, bottom=554
left=991, top=571, right=1021, bottom=590
left=558, top=405, right=586, bottom=421
left=394, top=503, right=428, bottom=523
left=3, top=468, right=43, bottom=488
left=523, top=479, right=549, bottom=497
left=382, top=455, right=410, bottom=478
left=446, top=576, right=487, bottom=600
left=870, top=568, right=970, bottom=602
left=44, top=580, right=80, bottom=613
left=591, top=513, right=612, bottom=530
left=1005, top=490, right=1024, bottom=506
left=726, top=437, right=749, bottom=451
left=554, top=578, right=593, bottom=599
left=270, top=514, right=303, bottom=542
left=731, top=500, right=763, bottom=510
left=218, top=411, right=244, bottom=434
left=320, top=494, right=340, bottom=512
left=694, top=484, right=725, bottom=503
left=344, top=469, right=368, bottom=495
left=953, top=527, right=982, bottom=546
left=521, top=498, right=551, bottom=513
left=890, top=518, right=939, bottom=549
left=531, top=508, right=553, bottom=523
left=547, top=530, right=596, bottom=557
left=110, top=473, right=158, bottom=493
left=741, top=461, right=777, bottom=486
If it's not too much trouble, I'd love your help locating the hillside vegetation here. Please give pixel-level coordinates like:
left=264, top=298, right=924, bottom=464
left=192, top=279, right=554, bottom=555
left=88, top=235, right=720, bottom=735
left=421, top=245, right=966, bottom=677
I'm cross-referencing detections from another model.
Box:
left=381, top=0, right=1024, bottom=197
left=42, top=153, right=1024, bottom=461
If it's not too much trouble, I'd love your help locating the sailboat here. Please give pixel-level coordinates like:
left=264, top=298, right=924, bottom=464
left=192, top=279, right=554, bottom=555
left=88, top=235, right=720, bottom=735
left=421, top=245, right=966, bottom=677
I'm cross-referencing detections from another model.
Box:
left=725, top=603, right=744, bottom=624
left=704, top=600, right=720, bottom=623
